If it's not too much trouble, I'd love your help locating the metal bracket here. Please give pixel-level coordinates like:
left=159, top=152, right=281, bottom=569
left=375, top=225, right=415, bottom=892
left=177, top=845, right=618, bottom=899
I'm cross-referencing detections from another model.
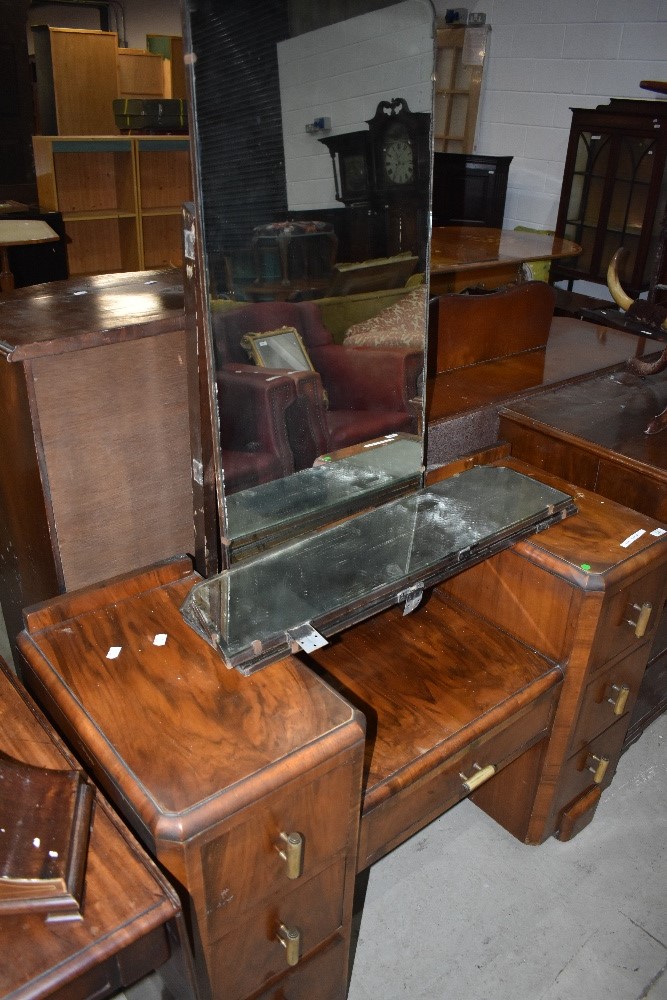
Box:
left=288, top=623, right=328, bottom=653
left=397, top=583, right=424, bottom=616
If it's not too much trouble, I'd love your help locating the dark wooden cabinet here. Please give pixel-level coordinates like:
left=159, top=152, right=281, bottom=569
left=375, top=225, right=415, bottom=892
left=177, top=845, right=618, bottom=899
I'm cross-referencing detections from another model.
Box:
left=0, top=270, right=194, bottom=660
left=432, top=153, right=512, bottom=228
left=552, top=98, right=667, bottom=297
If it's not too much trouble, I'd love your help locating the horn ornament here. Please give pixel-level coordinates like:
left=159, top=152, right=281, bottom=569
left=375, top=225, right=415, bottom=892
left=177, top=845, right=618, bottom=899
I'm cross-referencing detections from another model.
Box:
left=606, top=248, right=634, bottom=312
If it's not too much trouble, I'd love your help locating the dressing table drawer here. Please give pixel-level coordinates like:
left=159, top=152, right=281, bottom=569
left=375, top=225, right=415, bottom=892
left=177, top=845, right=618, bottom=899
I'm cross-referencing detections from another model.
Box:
left=589, top=563, right=667, bottom=673
left=208, top=859, right=345, bottom=1000
left=360, top=683, right=559, bottom=868
left=254, top=937, right=348, bottom=1000
left=203, top=761, right=356, bottom=943
left=555, top=717, right=628, bottom=830
left=568, top=646, right=648, bottom=755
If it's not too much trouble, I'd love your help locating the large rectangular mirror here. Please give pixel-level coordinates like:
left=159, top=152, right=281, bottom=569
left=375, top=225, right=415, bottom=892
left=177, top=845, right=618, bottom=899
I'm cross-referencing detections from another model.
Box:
left=181, top=0, right=435, bottom=564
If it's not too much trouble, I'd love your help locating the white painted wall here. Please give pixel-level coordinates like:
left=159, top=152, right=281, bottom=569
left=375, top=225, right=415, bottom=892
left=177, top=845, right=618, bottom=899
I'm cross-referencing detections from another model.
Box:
left=277, top=1, right=435, bottom=211
left=468, top=0, right=667, bottom=236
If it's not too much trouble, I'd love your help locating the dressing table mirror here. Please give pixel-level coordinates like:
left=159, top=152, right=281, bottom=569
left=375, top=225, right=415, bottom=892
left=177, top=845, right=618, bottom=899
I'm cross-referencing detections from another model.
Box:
left=178, top=0, right=576, bottom=672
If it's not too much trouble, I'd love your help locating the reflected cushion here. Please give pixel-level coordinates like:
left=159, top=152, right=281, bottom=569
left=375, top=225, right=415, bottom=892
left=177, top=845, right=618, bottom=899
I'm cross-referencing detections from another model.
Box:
left=343, top=286, right=426, bottom=349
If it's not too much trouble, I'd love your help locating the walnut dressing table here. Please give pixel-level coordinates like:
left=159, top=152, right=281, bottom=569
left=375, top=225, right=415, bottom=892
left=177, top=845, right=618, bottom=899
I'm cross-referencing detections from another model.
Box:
left=16, top=458, right=667, bottom=999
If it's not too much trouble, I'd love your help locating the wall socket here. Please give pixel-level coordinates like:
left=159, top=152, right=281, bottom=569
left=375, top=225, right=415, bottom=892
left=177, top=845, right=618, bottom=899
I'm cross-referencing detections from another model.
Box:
left=468, top=12, right=487, bottom=25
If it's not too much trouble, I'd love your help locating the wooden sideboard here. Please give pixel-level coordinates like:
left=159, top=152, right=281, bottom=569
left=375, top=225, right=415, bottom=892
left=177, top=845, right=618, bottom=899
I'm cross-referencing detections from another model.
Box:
left=0, top=657, right=197, bottom=1000
left=0, top=269, right=194, bottom=661
left=498, top=370, right=667, bottom=747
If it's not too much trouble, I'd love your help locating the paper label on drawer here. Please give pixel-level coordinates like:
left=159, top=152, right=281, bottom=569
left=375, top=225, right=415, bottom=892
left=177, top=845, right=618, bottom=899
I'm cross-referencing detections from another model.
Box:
left=620, top=529, right=646, bottom=548
left=651, top=528, right=666, bottom=537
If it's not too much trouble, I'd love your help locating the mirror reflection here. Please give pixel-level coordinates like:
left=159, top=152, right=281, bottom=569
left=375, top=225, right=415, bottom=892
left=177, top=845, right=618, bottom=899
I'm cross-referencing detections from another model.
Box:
left=183, top=1, right=435, bottom=555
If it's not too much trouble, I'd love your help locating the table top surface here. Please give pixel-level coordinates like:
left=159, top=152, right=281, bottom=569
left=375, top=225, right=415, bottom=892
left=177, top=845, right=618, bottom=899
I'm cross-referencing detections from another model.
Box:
left=0, top=219, right=59, bottom=246
left=0, top=268, right=185, bottom=361
left=0, top=660, right=182, bottom=1000
left=430, top=226, right=581, bottom=273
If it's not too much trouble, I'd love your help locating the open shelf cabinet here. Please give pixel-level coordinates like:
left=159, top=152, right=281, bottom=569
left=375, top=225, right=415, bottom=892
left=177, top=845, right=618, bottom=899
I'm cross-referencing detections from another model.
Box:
left=33, top=135, right=192, bottom=276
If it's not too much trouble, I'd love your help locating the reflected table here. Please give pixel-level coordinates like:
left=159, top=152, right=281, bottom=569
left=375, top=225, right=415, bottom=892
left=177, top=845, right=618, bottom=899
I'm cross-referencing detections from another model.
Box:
left=430, top=226, right=581, bottom=293
left=0, top=219, right=58, bottom=293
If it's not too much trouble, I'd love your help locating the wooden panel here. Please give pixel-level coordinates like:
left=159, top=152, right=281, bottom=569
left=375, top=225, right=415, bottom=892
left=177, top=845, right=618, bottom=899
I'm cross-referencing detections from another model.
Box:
left=141, top=214, right=185, bottom=269
left=117, top=49, right=166, bottom=98
left=597, top=455, right=667, bottom=522
left=0, top=360, right=58, bottom=655
left=64, top=216, right=141, bottom=275
left=30, top=329, right=194, bottom=590
left=35, top=27, right=119, bottom=135
left=497, top=417, right=600, bottom=491
left=53, top=149, right=135, bottom=214
left=138, top=149, right=192, bottom=209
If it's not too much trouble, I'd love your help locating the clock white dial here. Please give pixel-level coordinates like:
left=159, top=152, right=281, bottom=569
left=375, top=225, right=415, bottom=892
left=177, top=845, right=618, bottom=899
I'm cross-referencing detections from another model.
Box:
left=383, top=139, right=414, bottom=184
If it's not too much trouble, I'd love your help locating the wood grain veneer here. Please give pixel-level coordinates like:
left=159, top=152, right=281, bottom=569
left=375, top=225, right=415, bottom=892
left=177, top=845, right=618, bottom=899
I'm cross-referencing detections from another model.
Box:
left=302, top=587, right=562, bottom=870
left=0, top=658, right=196, bottom=1000
left=18, top=559, right=366, bottom=1000
left=441, top=458, right=667, bottom=842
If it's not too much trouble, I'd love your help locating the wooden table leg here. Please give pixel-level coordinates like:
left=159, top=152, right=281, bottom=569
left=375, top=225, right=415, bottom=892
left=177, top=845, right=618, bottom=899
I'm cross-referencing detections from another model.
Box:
left=0, top=247, right=15, bottom=293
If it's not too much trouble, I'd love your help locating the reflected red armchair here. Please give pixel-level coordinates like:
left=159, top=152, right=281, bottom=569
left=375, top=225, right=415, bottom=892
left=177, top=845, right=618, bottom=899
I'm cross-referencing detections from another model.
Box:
left=217, top=365, right=297, bottom=494
left=211, top=300, right=422, bottom=454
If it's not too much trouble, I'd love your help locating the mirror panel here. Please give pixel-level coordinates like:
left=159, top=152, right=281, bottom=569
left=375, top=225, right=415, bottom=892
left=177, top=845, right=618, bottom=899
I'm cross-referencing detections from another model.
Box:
left=182, top=0, right=435, bottom=558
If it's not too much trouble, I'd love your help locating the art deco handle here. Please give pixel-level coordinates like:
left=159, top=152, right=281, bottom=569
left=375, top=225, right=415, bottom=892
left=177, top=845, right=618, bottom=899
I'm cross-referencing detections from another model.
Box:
left=276, top=923, right=301, bottom=966
left=608, top=683, right=630, bottom=717
left=460, top=763, right=496, bottom=793
left=276, top=831, right=304, bottom=880
left=587, top=753, right=609, bottom=785
left=627, top=601, right=652, bottom=638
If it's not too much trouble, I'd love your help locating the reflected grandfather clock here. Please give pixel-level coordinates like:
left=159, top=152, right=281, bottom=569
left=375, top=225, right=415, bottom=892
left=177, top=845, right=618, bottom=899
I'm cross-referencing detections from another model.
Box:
left=320, top=97, right=430, bottom=259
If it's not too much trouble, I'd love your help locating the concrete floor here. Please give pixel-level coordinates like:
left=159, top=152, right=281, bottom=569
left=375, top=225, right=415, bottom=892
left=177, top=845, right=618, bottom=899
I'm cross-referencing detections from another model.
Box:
left=2, top=610, right=665, bottom=1000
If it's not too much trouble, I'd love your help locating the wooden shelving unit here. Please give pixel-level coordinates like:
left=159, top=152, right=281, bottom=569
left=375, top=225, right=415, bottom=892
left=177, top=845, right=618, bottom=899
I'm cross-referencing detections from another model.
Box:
left=433, top=24, right=488, bottom=154
left=33, top=135, right=192, bottom=275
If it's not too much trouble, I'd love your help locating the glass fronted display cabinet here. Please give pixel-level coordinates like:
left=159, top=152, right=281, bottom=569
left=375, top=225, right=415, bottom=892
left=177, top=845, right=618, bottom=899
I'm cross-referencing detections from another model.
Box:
left=552, top=99, right=667, bottom=298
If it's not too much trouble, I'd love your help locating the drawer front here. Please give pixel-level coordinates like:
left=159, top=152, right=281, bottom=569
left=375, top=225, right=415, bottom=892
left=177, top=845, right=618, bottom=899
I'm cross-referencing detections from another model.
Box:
left=591, top=564, right=667, bottom=672
left=556, top=716, right=628, bottom=821
left=254, top=937, right=348, bottom=1000
left=208, top=859, right=345, bottom=1000
left=360, top=686, right=557, bottom=869
left=569, top=644, right=649, bottom=754
left=202, top=758, right=355, bottom=941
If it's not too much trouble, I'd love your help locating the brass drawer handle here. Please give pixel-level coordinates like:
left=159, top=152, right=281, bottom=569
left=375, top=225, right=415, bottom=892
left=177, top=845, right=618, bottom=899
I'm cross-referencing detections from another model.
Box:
left=276, top=923, right=301, bottom=966
left=276, top=831, right=304, bottom=880
left=627, top=601, right=652, bottom=639
left=608, top=683, right=630, bottom=717
left=460, top=763, right=496, bottom=793
left=587, top=754, right=609, bottom=785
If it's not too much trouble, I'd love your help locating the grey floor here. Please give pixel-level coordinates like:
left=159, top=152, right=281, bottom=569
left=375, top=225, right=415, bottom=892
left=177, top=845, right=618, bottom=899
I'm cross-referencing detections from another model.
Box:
left=2, top=610, right=665, bottom=1000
